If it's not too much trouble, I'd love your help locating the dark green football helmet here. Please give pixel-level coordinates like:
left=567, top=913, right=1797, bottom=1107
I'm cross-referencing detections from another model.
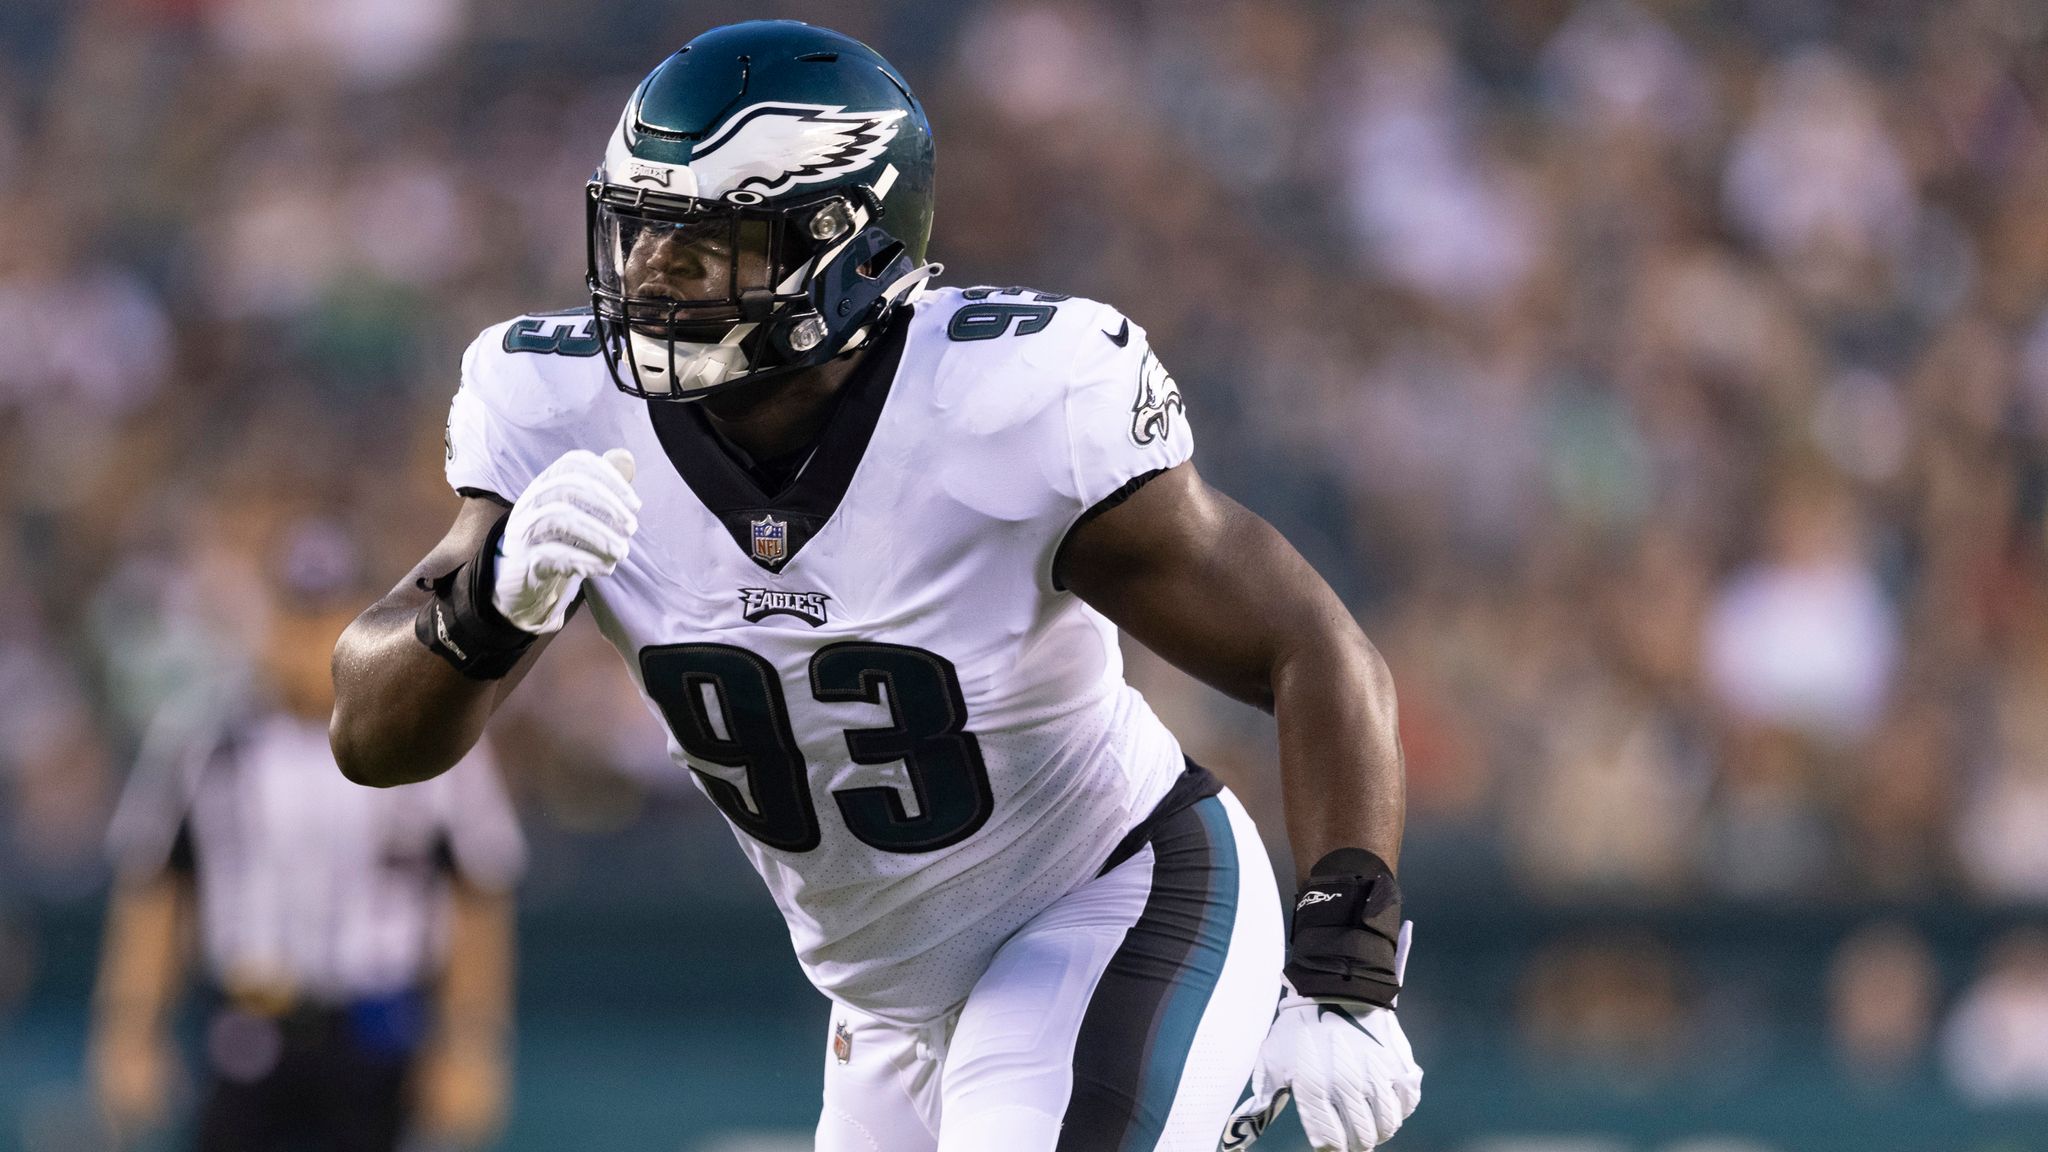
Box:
left=587, top=21, right=937, bottom=400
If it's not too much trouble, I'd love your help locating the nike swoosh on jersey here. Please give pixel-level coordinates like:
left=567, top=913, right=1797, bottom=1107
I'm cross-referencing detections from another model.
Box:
left=1318, top=1002, right=1384, bottom=1044
left=1104, top=319, right=1130, bottom=346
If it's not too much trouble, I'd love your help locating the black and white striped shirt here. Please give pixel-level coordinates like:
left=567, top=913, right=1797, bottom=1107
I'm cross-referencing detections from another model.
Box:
left=107, top=697, right=525, bottom=1003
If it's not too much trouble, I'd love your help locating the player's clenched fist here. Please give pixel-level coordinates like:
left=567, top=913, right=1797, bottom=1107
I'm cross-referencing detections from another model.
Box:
left=1226, top=848, right=1420, bottom=1151
left=493, top=448, right=640, bottom=634
left=1223, top=991, right=1422, bottom=1151
left=415, top=447, right=639, bottom=681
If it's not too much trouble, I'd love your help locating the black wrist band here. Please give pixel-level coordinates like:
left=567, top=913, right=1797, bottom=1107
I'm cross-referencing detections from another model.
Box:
left=414, top=511, right=536, bottom=681
left=1284, top=847, right=1404, bottom=1008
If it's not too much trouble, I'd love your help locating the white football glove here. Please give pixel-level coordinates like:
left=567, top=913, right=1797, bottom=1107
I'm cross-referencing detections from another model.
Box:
left=492, top=448, right=640, bottom=635
left=1221, top=991, right=1422, bottom=1152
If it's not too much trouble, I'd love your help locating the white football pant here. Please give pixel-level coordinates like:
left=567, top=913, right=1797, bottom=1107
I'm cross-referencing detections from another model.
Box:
left=816, top=788, right=1284, bottom=1152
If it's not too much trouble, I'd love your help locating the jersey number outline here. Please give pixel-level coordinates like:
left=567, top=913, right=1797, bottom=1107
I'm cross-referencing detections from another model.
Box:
left=640, top=642, right=994, bottom=854
left=946, top=286, right=1069, bottom=342
left=503, top=313, right=602, bottom=357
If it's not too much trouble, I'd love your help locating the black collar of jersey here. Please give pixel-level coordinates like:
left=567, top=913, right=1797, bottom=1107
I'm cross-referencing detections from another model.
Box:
left=645, top=307, right=912, bottom=573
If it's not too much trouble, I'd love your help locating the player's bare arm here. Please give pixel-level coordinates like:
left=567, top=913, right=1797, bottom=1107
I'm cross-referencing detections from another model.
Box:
left=88, top=871, right=193, bottom=1140
left=417, top=877, right=517, bottom=1144
left=1061, top=464, right=1420, bottom=1150
left=1059, top=462, right=1404, bottom=877
left=330, top=496, right=550, bottom=786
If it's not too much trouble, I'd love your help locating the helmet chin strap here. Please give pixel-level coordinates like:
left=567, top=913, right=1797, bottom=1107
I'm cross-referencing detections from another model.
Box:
left=882, top=261, right=943, bottom=307
left=836, top=263, right=944, bottom=356
left=628, top=322, right=756, bottom=396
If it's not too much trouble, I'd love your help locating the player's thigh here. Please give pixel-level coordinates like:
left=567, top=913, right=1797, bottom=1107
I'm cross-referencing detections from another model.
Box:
left=935, top=872, right=1135, bottom=1152
left=817, top=1004, right=943, bottom=1152
left=938, top=788, right=1283, bottom=1152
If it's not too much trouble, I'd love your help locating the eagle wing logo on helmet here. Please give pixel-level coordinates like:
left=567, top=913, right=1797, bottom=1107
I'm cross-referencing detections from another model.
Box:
left=687, top=102, right=906, bottom=202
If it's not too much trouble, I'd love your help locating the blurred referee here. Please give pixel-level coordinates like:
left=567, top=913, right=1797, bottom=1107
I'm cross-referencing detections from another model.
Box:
left=87, top=522, right=526, bottom=1152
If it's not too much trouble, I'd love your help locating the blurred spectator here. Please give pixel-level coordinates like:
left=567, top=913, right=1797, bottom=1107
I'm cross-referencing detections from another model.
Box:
left=1703, top=475, right=1899, bottom=745
left=0, top=201, right=172, bottom=425
left=1942, top=927, right=2048, bottom=1103
left=1956, top=653, right=2048, bottom=899
left=1538, top=1, right=1713, bottom=147
left=955, top=3, right=1134, bottom=127
left=0, top=532, right=118, bottom=900
left=207, top=0, right=467, bottom=88
left=1828, top=921, right=1939, bottom=1084
left=1520, top=933, right=1691, bottom=1080
left=1842, top=698, right=1956, bottom=898
left=1694, top=728, right=1834, bottom=899
left=1334, top=9, right=1540, bottom=311
left=0, top=900, right=35, bottom=1026
left=1723, top=50, right=1918, bottom=310
left=1511, top=678, right=1700, bottom=895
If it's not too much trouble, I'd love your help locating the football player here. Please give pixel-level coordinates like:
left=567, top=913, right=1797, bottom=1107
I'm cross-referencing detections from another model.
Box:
left=331, top=20, right=1420, bottom=1152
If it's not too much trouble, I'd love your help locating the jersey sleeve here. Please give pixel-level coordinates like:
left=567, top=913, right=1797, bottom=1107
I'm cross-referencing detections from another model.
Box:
left=435, top=740, right=527, bottom=893
left=1054, top=303, right=1192, bottom=519
left=443, top=327, right=528, bottom=504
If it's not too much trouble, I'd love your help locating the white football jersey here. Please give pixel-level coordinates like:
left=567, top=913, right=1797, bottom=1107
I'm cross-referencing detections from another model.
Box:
left=445, top=286, right=1194, bottom=1022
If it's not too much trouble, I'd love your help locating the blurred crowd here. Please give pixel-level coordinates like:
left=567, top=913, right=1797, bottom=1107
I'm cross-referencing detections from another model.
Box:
left=3, top=0, right=2048, bottom=1117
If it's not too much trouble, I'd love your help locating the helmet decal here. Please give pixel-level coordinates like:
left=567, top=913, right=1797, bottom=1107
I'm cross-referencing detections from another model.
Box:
left=681, top=102, right=907, bottom=201
left=588, top=22, right=936, bottom=401
left=623, top=160, right=676, bottom=188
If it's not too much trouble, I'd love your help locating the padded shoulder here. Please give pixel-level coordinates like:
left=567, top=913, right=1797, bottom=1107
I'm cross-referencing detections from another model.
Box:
left=445, top=309, right=618, bottom=501
left=910, top=286, right=1124, bottom=421
left=459, top=309, right=616, bottom=429
left=900, top=284, right=1191, bottom=522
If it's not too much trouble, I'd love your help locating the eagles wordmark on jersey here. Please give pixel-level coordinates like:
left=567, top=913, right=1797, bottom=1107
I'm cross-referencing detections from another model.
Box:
left=447, top=284, right=1196, bottom=1016
left=337, top=19, right=1418, bottom=1152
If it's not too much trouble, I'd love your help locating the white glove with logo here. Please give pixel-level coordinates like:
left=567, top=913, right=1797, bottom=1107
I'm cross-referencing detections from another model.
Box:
left=492, top=448, right=640, bottom=635
left=1221, top=987, right=1422, bottom=1152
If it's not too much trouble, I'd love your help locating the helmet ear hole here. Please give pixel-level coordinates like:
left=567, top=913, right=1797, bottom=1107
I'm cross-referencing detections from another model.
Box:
left=856, top=241, right=904, bottom=280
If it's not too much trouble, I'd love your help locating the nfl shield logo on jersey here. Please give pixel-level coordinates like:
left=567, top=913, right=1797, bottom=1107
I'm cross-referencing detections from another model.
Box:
left=832, top=1019, right=854, bottom=1065
left=751, top=515, right=788, bottom=565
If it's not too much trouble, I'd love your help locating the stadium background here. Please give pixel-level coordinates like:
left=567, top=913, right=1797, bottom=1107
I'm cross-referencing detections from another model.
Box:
left=2, top=0, right=2047, bottom=1148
